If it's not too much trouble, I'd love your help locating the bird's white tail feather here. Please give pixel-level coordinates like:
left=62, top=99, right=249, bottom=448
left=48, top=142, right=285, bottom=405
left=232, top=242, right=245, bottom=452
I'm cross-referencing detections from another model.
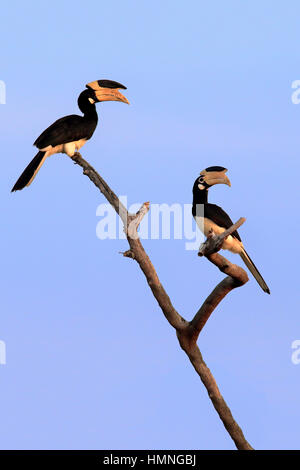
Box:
left=240, top=249, right=270, bottom=294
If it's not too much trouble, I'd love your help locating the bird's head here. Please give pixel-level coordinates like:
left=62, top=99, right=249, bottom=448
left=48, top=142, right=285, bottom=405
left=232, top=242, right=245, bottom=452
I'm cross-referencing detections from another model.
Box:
left=193, top=166, right=231, bottom=194
left=85, top=79, right=129, bottom=105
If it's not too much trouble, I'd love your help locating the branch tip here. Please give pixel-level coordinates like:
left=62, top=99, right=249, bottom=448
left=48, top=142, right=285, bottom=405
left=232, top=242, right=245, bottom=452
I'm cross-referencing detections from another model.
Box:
left=198, top=217, right=246, bottom=257
left=120, top=249, right=135, bottom=259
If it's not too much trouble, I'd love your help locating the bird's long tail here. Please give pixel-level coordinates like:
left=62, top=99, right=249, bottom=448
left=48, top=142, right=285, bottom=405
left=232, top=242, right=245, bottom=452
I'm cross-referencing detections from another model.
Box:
left=240, top=248, right=270, bottom=294
left=11, top=151, right=46, bottom=192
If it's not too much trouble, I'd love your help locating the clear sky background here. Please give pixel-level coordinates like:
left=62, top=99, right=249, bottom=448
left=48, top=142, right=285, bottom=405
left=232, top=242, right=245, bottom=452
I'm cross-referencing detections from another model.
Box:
left=0, top=0, right=299, bottom=450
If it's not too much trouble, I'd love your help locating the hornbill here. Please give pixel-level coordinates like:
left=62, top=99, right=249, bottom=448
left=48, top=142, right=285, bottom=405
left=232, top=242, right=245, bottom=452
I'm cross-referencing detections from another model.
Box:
left=11, top=80, right=129, bottom=191
left=192, top=166, right=270, bottom=294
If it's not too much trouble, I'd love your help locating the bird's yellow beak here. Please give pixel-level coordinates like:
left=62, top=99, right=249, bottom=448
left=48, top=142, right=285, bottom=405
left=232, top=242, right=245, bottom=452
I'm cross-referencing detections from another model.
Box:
left=86, top=80, right=130, bottom=105
left=200, top=168, right=231, bottom=187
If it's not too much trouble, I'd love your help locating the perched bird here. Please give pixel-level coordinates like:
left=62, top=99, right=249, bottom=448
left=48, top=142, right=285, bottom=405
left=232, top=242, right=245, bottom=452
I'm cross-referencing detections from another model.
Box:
left=11, top=80, right=129, bottom=191
left=192, top=166, right=270, bottom=294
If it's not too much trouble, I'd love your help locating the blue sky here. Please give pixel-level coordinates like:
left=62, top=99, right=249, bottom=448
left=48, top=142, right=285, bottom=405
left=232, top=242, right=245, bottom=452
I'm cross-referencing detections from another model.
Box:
left=1, top=0, right=300, bottom=449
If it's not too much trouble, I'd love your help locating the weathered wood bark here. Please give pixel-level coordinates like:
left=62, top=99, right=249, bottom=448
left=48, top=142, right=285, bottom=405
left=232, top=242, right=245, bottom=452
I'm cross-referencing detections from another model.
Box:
left=71, top=152, right=253, bottom=450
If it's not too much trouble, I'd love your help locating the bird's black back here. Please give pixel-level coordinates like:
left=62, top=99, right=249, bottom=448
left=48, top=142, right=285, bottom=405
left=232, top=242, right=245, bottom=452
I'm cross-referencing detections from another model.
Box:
left=34, top=114, right=98, bottom=149
left=193, top=202, right=242, bottom=241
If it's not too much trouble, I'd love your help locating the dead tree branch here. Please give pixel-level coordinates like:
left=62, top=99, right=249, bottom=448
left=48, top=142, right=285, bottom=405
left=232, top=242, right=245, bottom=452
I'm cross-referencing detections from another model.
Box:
left=71, top=152, right=253, bottom=450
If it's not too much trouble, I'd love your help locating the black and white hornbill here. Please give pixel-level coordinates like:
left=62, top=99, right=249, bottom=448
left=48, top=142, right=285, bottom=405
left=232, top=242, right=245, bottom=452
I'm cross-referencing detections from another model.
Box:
left=192, top=166, right=270, bottom=294
left=11, top=80, right=129, bottom=192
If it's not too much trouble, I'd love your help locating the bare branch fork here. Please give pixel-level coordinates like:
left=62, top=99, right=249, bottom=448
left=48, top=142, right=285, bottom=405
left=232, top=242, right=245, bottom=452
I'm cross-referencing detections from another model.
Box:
left=71, top=152, right=253, bottom=450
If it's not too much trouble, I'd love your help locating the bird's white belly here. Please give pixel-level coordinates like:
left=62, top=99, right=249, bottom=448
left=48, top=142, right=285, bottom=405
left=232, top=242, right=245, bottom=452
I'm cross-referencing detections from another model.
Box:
left=195, top=216, right=243, bottom=254
left=41, top=139, right=87, bottom=157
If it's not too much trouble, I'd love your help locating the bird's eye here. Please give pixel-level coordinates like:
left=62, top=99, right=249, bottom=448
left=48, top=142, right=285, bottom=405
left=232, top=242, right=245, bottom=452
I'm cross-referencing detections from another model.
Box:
left=198, top=176, right=204, bottom=183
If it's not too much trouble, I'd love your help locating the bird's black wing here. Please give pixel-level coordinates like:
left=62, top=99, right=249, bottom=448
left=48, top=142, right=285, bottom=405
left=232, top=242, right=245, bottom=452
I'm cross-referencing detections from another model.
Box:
left=204, top=203, right=242, bottom=241
left=34, top=114, right=91, bottom=149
